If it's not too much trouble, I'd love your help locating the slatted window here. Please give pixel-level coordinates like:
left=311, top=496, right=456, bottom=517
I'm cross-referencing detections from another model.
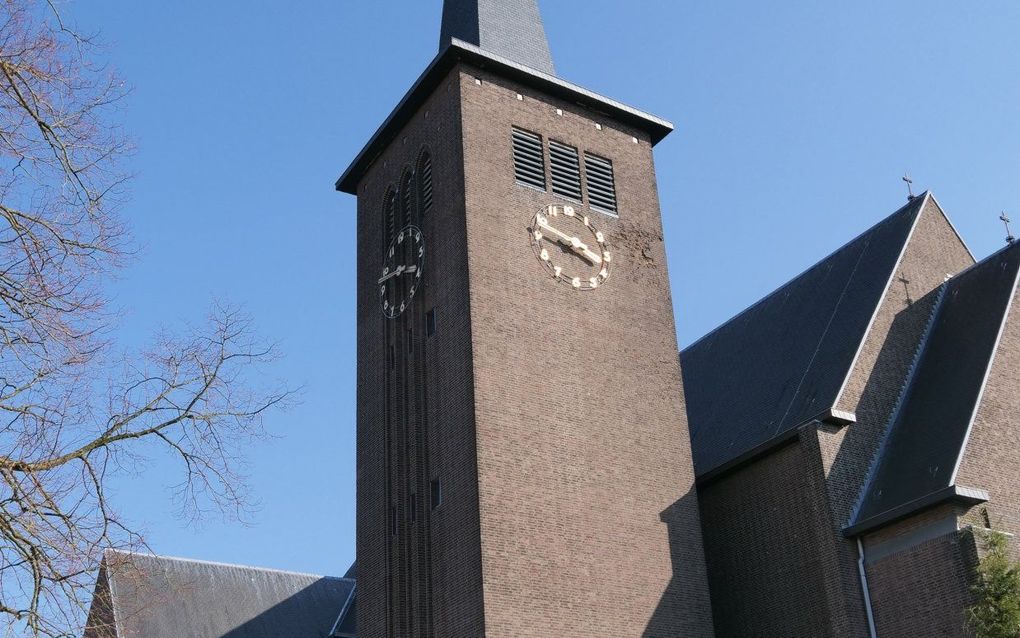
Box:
left=400, top=171, right=414, bottom=225
left=417, top=152, right=433, bottom=215
left=585, top=153, right=618, bottom=214
left=512, top=127, right=545, bottom=190
left=549, top=140, right=582, bottom=201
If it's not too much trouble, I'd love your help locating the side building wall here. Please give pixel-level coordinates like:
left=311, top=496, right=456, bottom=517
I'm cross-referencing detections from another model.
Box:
left=698, top=429, right=851, bottom=637
left=355, top=67, right=488, bottom=637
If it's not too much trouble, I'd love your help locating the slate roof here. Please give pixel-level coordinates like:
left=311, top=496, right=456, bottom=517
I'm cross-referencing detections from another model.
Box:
left=846, top=241, right=1020, bottom=535
left=440, top=0, right=556, bottom=75
left=90, top=550, right=355, bottom=638
left=682, top=195, right=929, bottom=480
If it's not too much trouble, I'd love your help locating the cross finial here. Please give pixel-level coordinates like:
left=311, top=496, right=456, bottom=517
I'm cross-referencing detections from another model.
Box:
left=902, top=174, right=915, bottom=201
left=1000, top=211, right=1015, bottom=245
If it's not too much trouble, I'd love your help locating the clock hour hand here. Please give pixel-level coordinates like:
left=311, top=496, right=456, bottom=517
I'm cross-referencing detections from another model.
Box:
left=577, top=245, right=603, bottom=265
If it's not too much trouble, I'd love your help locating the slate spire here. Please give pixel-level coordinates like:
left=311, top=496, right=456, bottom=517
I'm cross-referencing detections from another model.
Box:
left=440, top=0, right=556, bottom=76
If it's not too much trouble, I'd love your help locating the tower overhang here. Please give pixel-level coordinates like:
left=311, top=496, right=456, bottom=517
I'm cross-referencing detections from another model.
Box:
left=336, top=38, right=674, bottom=195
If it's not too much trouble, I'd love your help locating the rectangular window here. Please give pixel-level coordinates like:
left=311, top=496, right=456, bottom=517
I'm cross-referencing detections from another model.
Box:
left=512, top=127, right=546, bottom=190
left=387, top=344, right=395, bottom=369
left=406, top=329, right=413, bottom=355
left=390, top=505, right=397, bottom=535
left=549, top=140, right=582, bottom=201
left=430, top=478, right=442, bottom=510
left=584, top=152, right=618, bottom=214
left=409, top=493, right=417, bottom=523
left=426, top=308, right=437, bottom=337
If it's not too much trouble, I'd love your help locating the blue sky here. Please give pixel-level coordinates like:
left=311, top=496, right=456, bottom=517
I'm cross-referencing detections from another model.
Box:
left=72, top=1, right=1020, bottom=577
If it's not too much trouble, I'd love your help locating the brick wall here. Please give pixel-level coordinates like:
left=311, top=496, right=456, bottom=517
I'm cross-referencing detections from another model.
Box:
left=458, top=64, right=714, bottom=636
left=699, top=427, right=862, bottom=637
left=866, top=529, right=978, bottom=637
left=356, top=67, right=487, bottom=637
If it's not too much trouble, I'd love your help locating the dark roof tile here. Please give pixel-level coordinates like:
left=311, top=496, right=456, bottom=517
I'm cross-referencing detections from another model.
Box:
left=682, top=195, right=927, bottom=478
left=101, top=550, right=354, bottom=638
left=848, top=241, right=1020, bottom=534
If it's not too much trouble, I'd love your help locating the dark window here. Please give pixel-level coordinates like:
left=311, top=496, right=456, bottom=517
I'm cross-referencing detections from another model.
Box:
left=390, top=505, right=397, bottom=535
left=512, top=127, right=546, bottom=190
left=388, top=344, right=395, bottom=369
left=426, top=308, right=437, bottom=337
left=400, top=170, right=414, bottom=225
left=409, top=493, right=417, bottom=523
left=549, top=140, right=582, bottom=201
left=418, top=151, right=433, bottom=216
left=584, top=152, right=618, bottom=214
left=430, top=478, right=442, bottom=510
left=384, top=188, right=397, bottom=245
left=406, top=329, right=413, bottom=354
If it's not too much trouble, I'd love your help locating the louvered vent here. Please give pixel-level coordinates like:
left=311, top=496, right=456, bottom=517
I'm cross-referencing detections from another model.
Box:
left=400, top=171, right=414, bottom=224
left=418, top=153, right=433, bottom=215
left=549, top=140, right=582, bottom=201
left=512, top=127, right=545, bottom=190
left=585, top=153, right=618, bottom=214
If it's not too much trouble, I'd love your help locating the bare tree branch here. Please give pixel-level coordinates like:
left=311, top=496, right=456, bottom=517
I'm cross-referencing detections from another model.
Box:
left=0, top=3, right=292, bottom=636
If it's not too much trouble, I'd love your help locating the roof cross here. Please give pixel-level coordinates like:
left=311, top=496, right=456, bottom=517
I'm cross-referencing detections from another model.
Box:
left=1000, top=211, right=1015, bottom=245
left=902, top=174, right=915, bottom=201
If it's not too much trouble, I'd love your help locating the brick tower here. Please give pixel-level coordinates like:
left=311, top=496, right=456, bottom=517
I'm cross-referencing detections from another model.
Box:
left=337, top=1, right=714, bottom=635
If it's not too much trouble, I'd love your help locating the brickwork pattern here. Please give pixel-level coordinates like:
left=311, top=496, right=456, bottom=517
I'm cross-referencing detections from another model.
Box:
left=866, top=529, right=978, bottom=637
left=356, top=69, right=487, bottom=637
left=699, top=430, right=854, bottom=637
left=458, top=65, right=713, bottom=636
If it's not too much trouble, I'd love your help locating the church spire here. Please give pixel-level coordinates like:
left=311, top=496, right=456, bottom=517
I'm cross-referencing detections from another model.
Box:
left=440, top=0, right=556, bottom=76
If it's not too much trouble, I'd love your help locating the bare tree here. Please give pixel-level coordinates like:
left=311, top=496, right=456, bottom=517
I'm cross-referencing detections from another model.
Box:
left=0, top=2, right=290, bottom=636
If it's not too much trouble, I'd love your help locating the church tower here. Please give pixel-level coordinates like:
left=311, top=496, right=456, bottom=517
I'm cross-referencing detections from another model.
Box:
left=337, top=2, right=714, bottom=635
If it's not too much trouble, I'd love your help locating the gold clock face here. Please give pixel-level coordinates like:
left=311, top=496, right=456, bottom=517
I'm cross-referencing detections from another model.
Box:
left=379, top=224, right=424, bottom=319
left=529, top=204, right=612, bottom=290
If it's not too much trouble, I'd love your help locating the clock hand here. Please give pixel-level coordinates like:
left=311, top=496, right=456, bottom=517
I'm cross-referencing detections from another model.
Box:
left=542, top=221, right=603, bottom=264
left=403, top=265, right=417, bottom=274
left=377, top=265, right=405, bottom=284
left=577, top=245, right=603, bottom=265
left=537, top=219, right=573, bottom=245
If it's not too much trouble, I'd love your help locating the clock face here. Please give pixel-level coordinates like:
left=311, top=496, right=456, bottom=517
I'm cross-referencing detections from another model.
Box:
left=379, top=224, right=425, bottom=319
left=529, top=204, right=612, bottom=290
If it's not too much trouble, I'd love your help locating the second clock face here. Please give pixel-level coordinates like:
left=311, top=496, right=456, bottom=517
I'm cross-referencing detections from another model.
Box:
left=379, top=224, right=425, bottom=319
left=529, top=204, right=612, bottom=290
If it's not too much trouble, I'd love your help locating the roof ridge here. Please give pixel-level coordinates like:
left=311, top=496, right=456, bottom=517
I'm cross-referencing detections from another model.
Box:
left=105, top=549, right=352, bottom=582
left=683, top=193, right=929, bottom=353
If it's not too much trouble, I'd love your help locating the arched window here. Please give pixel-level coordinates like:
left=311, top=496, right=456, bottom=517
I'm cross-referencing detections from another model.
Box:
left=416, top=149, right=433, bottom=218
left=383, top=187, right=397, bottom=247
left=399, top=169, right=414, bottom=226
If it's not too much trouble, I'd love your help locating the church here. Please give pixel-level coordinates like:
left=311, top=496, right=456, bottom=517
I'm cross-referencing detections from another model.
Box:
left=84, top=1, right=1020, bottom=637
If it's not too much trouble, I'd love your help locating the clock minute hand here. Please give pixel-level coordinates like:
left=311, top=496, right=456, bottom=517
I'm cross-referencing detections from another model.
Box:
left=538, top=220, right=602, bottom=265
left=377, top=265, right=405, bottom=284
left=538, top=219, right=573, bottom=245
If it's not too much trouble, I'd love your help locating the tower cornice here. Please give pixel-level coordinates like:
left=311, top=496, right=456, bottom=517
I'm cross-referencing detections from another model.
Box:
left=336, top=39, right=673, bottom=195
